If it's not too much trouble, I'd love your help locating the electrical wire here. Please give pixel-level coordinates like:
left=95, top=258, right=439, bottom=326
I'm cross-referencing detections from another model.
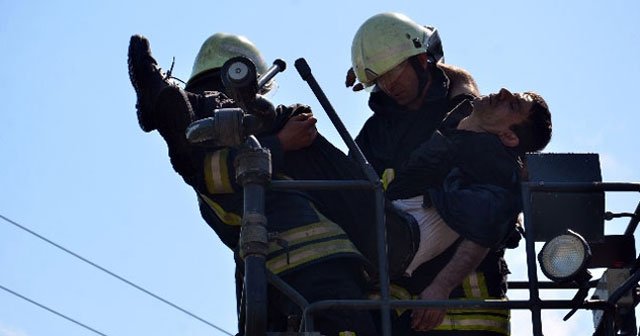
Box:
left=0, top=213, right=233, bottom=336
left=0, top=283, right=109, bottom=336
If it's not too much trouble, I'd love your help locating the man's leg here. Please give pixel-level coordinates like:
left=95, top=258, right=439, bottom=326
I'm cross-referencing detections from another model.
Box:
left=283, top=135, right=419, bottom=278
left=272, top=259, right=378, bottom=336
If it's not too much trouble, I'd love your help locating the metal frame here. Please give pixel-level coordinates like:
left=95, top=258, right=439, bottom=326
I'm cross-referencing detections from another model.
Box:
left=270, top=167, right=640, bottom=336
left=269, top=161, right=640, bottom=336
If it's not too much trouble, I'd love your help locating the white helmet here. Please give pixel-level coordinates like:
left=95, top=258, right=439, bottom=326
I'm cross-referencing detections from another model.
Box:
left=187, top=33, right=274, bottom=92
left=351, top=12, right=444, bottom=87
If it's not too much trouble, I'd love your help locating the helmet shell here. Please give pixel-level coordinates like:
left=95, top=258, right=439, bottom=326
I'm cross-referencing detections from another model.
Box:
left=187, top=33, right=272, bottom=90
left=351, top=13, right=444, bottom=86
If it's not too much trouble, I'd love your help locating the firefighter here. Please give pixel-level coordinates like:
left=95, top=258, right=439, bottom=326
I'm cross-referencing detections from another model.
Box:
left=128, top=33, right=377, bottom=335
left=347, top=13, right=515, bottom=335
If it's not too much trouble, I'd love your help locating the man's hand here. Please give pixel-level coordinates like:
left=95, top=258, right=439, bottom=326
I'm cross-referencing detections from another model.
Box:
left=411, top=284, right=449, bottom=331
left=410, top=239, right=490, bottom=332
left=277, top=113, right=318, bottom=151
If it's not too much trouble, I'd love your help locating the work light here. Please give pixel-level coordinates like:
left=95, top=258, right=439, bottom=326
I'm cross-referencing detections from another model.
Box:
left=538, top=230, right=592, bottom=283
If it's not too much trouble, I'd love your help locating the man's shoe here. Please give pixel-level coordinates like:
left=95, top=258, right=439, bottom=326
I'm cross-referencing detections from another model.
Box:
left=128, top=34, right=171, bottom=132
left=154, top=85, right=197, bottom=182
left=154, top=85, right=195, bottom=138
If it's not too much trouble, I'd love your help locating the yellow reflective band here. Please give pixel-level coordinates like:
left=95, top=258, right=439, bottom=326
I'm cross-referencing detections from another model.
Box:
left=381, top=168, right=395, bottom=190
left=199, top=193, right=242, bottom=226
left=462, top=272, right=489, bottom=299
left=433, top=313, right=510, bottom=335
left=267, top=221, right=347, bottom=254
left=389, top=284, right=412, bottom=300
left=339, top=332, right=356, bottom=336
left=266, top=238, right=361, bottom=274
left=368, top=284, right=416, bottom=316
left=204, top=149, right=233, bottom=194
left=389, top=284, right=414, bottom=315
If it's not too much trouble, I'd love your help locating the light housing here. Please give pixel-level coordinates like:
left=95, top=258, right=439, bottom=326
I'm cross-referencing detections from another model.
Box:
left=538, top=230, right=592, bottom=283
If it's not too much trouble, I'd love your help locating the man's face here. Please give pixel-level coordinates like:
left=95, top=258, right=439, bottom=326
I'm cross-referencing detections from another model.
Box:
left=470, top=88, right=534, bottom=135
left=376, top=60, right=421, bottom=106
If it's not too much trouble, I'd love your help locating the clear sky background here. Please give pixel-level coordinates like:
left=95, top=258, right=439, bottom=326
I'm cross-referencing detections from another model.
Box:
left=1, top=1, right=639, bottom=335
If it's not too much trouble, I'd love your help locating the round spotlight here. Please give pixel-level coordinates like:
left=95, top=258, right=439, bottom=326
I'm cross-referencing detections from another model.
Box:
left=538, top=230, right=591, bottom=283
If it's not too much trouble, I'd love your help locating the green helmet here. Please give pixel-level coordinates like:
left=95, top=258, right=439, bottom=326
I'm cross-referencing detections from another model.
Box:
left=187, top=33, right=273, bottom=92
left=351, top=12, right=444, bottom=87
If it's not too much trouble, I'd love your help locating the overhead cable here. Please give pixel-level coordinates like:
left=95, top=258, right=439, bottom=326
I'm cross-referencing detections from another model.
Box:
left=0, top=283, right=109, bottom=336
left=0, top=213, right=233, bottom=336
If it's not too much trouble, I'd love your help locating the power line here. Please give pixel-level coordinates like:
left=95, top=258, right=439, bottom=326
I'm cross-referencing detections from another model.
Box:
left=0, top=213, right=233, bottom=336
left=0, top=283, right=109, bottom=336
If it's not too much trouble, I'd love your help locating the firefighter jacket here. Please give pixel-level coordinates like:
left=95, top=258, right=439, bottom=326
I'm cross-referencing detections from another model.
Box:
left=353, top=65, right=470, bottom=179
left=189, top=104, right=364, bottom=276
left=354, top=66, right=511, bottom=335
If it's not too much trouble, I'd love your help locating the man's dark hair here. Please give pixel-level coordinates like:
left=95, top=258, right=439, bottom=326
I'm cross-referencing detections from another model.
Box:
left=511, top=91, right=552, bottom=153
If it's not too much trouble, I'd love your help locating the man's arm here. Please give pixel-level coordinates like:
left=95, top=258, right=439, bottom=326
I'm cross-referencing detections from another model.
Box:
left=429, top=168, right=520, bottom=248
left=410, top=166, right=520, bottom=331
left=411, top=239, right=489, bottom=331
left=439, top=63, right=480, bottom=98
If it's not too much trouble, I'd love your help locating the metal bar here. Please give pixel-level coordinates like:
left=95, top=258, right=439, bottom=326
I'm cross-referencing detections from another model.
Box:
left=523, top=181, right=640, bottom=192
left=244, top=256, right=267, bottom=335
left=257, top=59, right=286, bottom=89
left=608, top=268, right=640, bottom=304
left=303, top=298, right=613, bottom=312
left=237, top=139, right=271, bottom=336
left=522, top=185, right=544, bottom=336
left=373, top=186, right=391, bottom=333
left=623, top=200, right=640, bottom=235
left=270, top=180, right=373, bottom=190
left=266, top=271, right=311, bottom=332
left=293, top=58, right=380, bottom=184
left=266, top=271, right=310, bottom=310
left=631, top=253, right=640, bottom=274
left=295, top=57, right=392, bottom=336
left=508, top=280, right=599, bottom=290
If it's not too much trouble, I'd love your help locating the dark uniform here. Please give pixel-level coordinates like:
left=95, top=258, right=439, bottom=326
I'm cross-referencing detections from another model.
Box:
left=353, top=66, right=513, bottom=336
left=155, top=88, right=376, bottom=336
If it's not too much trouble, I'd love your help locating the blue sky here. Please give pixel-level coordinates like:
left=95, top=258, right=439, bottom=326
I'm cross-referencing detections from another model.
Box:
left=1, top=1, right=639, bottom=335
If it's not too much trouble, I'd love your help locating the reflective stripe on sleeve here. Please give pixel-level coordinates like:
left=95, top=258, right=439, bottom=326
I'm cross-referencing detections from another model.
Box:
left=204, top=149, right=234, bottom=194
left=462, top=272, right=490, bottom=299
left=381, top=168, right=395, bottom=190
left=199, top=193, right=242, bottom=226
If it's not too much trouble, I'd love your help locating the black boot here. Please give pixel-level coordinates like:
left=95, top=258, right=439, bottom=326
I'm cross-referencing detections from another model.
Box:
left=154, top=85, right=197, bottom=184
left=128, top=34, right=172, bottom=132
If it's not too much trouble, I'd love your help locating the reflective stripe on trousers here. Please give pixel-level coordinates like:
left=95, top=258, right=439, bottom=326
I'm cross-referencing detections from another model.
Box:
left=433, top=272, right=510, bottom=335
left=266, top=212, right=363, bottom=275
left=370, top=273, right=510, bottom=335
